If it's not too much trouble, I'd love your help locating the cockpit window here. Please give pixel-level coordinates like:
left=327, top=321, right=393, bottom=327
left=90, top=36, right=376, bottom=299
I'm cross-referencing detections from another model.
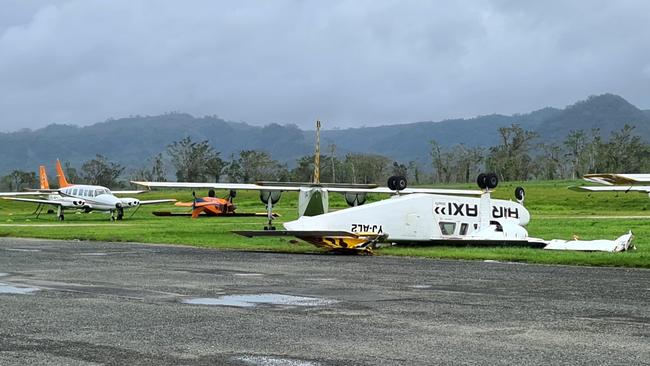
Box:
left=439, top=222, right=456, bottom=235
left=459, top=223, right=469, bottom=235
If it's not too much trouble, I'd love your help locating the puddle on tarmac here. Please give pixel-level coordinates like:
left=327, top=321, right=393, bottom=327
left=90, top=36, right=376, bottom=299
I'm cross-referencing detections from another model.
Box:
left=0, top=282, right=39, bottom=294
left=233, top=355, right=320, bottom=366
left=0, top=273, right=7, bottom=277
left=79, top=252, right=108, bottom=256
left=233, top=273, right=263, bottom=277
left=410, top=285, right=432, bottom=289
left=5, top=248, right=41, bottom=252
left=183, top=293, right=337, bottom=307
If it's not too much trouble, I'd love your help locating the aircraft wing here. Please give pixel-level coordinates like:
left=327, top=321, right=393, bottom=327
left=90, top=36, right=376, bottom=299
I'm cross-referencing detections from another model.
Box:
left=111, top=190, right=147, bottom=195
left=569, top=185, right=650, bottom=193
left=2, top=197, right=65, bottom=206
left=131, top=181, right=301, bottom=192
left=132, top=181, right=483, bottom=195
left=234, top=230, right=361, bottom=238
left=324, top=186, right=484, bottom=195
left=138, top=199, right=177, bottom=205
left=583, top=173, right=650, bottom=185
left=0, top=191, right=52, bottom=197
left=233, top=230, right=387, bottom=252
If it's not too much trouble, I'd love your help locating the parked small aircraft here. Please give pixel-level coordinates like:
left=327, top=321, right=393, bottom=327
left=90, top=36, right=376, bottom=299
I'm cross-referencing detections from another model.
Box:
left=235, top=174, right=634, bottom=253
left=152, top=189, right=278, bottom=218
left=0, top=160, right=175, bottom=221
left=569, top=173, right=650, bottom=194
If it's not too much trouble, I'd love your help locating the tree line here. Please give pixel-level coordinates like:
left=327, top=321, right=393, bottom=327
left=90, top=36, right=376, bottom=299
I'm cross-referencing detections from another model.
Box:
left=1, top=123, right=648, bottom=190
left=430, top=123, right=650, bottom=183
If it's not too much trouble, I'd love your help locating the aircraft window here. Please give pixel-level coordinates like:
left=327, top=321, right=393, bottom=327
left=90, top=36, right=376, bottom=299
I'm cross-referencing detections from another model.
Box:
left=460, top=223, right=469, bottom=236
left=490, top=220, right=503, bottom=232
left=83, top=189, right=89, bottom=196
left=72, top=188, right=78, bottom=195
left=439, top=222, right=456, bottom=235
left=105, top=189, right=112, bottom=195
left=95, top=189, right=103, bottom=196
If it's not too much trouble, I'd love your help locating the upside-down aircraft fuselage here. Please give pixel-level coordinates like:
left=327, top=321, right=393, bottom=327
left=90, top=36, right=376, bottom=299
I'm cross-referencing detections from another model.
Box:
left=236, top=174, right=634, bottom=253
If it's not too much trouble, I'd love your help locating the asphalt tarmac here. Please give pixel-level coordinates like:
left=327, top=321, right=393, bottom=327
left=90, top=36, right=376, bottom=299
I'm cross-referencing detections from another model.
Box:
left=0, top=238, right=648, bottom=365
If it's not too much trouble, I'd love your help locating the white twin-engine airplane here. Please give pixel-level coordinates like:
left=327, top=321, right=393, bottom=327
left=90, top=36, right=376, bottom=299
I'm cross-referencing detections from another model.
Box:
left=235, top=173, right=634, bottom=253
left=0, top=160, right=175, bottom=221
left=570, top=173, right=650, bottom=194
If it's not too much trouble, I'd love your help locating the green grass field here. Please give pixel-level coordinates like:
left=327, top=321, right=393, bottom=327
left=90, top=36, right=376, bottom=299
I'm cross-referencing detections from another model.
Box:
left=1, top=180, right=649, bottom=268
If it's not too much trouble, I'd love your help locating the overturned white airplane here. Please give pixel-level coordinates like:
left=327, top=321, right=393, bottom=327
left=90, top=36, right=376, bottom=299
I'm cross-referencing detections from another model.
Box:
left=236, top=174, right=634, bottom=253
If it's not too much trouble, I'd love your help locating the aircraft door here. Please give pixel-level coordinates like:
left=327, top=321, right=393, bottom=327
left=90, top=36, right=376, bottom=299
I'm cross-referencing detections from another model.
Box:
left=405, top=213, right=419, bottom=238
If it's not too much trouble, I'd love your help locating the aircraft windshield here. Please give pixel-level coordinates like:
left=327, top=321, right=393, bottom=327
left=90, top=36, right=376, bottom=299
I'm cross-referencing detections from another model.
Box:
left=95, top=189, right=110, bottom=196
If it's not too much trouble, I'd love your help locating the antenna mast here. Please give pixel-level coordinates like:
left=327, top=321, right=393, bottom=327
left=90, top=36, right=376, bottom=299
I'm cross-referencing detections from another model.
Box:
left=314, top=120, right=321, bottom=184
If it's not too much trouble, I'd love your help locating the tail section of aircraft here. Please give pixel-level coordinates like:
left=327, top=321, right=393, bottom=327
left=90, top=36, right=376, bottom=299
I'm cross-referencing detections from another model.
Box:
left=55, top=159, right=71, bottom=188
left=38, top=165, right=50, bottom=190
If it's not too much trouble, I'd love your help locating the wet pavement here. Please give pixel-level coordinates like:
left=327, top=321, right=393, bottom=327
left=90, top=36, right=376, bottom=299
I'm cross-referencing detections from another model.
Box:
left=0, top=237, right=648, bottom=365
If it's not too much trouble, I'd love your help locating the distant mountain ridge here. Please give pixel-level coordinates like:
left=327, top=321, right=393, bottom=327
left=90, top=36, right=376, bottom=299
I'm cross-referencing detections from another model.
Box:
left=1, top=93, right=648, bottom=174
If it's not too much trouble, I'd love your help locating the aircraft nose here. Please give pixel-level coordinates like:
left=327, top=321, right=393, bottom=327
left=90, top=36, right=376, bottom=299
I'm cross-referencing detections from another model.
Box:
left=520, top=208, right=531, bottom=226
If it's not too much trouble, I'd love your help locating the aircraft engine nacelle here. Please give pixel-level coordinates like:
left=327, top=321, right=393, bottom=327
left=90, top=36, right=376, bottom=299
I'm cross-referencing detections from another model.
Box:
left=344, top=192, right=367, bottom=207
left=61, top=199, right=85, bottom=208
left=259, top=190, right=281, bottom=205
left=121, top=198, right=140, bottom=207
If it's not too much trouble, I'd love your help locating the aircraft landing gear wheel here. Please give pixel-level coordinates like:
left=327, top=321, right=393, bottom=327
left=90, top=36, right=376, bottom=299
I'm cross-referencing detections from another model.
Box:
left=264, top=226, right=276, bottom=231
left=57, top=215, right=64, bottom=221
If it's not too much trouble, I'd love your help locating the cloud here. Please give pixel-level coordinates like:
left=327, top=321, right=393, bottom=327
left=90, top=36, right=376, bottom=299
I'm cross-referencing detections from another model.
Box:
left=0, top=0, right=649, bottom=131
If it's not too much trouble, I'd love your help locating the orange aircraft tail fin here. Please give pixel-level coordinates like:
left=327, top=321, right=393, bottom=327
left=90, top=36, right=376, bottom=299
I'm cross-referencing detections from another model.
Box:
left=38, top=165, right=50, bottom=190
left=55, top=159, right=71, bottom=188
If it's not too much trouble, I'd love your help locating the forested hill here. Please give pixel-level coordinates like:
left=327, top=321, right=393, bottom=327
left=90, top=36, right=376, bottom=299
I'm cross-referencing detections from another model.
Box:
left=0, top=93, right=648, bottom=174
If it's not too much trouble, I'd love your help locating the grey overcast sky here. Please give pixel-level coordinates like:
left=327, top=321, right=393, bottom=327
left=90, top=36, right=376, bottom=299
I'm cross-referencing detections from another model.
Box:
left=1, top=0, right=649, bottom=131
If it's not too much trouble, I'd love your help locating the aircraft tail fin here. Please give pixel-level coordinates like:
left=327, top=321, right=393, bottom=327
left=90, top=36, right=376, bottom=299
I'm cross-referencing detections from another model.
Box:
left=55, top=159, right=71, bottom=188
left=38, top=165, right=50, bottom=190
